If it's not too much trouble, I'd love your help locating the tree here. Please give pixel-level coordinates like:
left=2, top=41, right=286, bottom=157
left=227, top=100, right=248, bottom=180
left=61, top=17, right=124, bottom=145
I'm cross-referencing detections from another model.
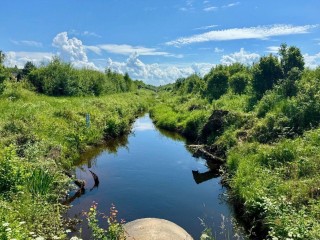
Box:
left=205, top=69, right=229, bottom=100
left=279, top=43, right=304, bottom=77
left=252, top=54, right=283, bottom=97
left=0, top=51, right=9, bottom=93
left=227, top=62, right=247, bottom=76
left=229, top=72, right=249, bottom=94
left=0, top=51, right=5, bottom=65
left=124, top=72, right=133, bottom=91
left=21, top=61, right=36, bottom=78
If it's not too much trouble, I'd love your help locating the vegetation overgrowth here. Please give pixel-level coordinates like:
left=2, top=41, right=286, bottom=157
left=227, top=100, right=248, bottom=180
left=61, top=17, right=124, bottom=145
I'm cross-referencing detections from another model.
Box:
left=0, top=55, right=153, bottom=239
left=83, top=202, right=126, bottom=240
left=1, top=43, right=320, bottom=239
left=151, top=44, right=320, bottom=239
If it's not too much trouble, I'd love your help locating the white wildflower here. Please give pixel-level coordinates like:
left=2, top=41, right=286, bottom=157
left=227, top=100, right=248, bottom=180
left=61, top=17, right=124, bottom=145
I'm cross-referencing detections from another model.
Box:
left=70, top=237, right=82, bottom=240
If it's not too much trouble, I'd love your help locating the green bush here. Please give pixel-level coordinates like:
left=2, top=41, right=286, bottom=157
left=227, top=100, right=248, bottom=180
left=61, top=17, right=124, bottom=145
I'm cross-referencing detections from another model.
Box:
left=28, top=58, right=135, bottom=96
left=204, top=69, right=229, bottom=100
left=252, top=54, right=283, bottom=97
left=229, top=72, right=249, bottom=94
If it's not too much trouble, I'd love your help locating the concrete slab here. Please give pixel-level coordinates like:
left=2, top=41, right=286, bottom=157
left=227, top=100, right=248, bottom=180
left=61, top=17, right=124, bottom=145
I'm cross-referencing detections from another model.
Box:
left=124, top=218, right=193, bottom=240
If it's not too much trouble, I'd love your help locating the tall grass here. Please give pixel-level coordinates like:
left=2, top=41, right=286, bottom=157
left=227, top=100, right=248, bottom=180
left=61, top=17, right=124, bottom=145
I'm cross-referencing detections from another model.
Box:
left=0, top=82, right=153, bottom=239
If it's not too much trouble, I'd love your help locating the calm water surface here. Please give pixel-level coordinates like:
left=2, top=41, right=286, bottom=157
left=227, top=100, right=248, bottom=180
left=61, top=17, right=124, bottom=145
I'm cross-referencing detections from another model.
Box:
left=67, top=115, right=244, bottom=239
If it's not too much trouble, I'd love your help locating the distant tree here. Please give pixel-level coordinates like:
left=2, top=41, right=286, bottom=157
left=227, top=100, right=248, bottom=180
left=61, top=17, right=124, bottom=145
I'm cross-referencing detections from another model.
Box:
left=229, top=72, right=250, bottom=94
left=205, top=69, right=229, bottom=100
left=252, top=54, right=283, bottom=97
left=174, top=78, right=184, bottom=91
left=279, top=67, right=302, bottom=97
left=279, top=43, right=304, bottom=77
left=0, top=51, right=9, bottom=93
left=21, top=61, right=36, bottom=79
left=227, top=63, right=247, bottom=76
left=124, top=72, right=133, bottom=91
left=0, top=51, right=5, bottom=65
left=174, top=74, right=204, bottom=94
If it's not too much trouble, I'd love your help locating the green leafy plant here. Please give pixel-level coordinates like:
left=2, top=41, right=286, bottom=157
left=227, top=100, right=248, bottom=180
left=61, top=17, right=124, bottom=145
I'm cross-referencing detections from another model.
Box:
left=84, top=202, right=125, bottom=240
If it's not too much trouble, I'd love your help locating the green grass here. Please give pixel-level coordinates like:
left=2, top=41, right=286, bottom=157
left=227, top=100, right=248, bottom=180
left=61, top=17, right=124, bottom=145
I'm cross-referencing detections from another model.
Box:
left=0, top=82, right=153, bottom=239
left=151, top=78, right=320, bottom=239
left=227, top=130, right=320, bottom=239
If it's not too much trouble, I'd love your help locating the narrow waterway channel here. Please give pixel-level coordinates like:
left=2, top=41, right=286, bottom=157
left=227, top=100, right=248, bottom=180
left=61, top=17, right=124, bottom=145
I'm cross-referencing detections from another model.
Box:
left=66, top=114, right=244, bottom=240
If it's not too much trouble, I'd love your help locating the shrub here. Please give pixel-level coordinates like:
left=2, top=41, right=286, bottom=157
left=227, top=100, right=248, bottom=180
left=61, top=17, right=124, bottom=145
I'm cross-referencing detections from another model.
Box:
left=205, top=69, right=229, bottom=100
left=229, top=72, right=249, bottom=94
left=252, top=54, right=283, bottom=97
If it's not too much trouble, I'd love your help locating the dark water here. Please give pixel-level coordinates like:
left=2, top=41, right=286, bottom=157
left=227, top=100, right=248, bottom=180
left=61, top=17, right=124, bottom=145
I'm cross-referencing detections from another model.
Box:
left=66, top=115, right=244, bottom=240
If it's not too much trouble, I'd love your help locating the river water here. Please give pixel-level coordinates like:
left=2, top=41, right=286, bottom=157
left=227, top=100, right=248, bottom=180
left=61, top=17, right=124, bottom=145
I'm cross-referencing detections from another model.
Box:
left=66, top=114, right=244, bottom=240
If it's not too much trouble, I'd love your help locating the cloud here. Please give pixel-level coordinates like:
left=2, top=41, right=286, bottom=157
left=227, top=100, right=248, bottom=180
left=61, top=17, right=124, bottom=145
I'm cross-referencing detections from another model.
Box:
left=214, top=47, right=224, bottom=53
left=82, top=31, right=101, bottom=38
left=4, top=51, right=53, bottom=68
left=166, top=24, right=318, bottom=46
left=203, top=6, right=218, bottom=11
left=11, top=40, right=43, bottom=48
left=304, top=52, right=320, bottom=69
left=52, top=32, right=97, bottom=69
left=85, top=43, right=183, bottom=58
left=179, top=0, right=195, bottom=11
left=85, top=45, right=102, bottom=55
left=203, top=1, right=239, bottom=12
left=106, top=53, right=213, bottom=85
left=97, top=44, right=175, bottom=57
left=221, top=48, right=260, bottom=65
left=194, top=25, right=218, bottom=31
left=69, top=29, right=101, bottom=38
left=222, top=2, right=240, bottom=8
left=266, top=46, right=280, bottom=53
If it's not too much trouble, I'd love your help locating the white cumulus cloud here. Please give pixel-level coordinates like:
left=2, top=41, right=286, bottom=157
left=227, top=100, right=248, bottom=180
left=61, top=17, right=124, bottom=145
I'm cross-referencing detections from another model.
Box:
left=4, top=51, right=53, bottom=68
left=106, top=53, right=214, bottom=85
left=304, top=52, right=320, bottom=69
left=52, top=32, right=97, bottom=69
left=221, top=48, right=260, bottom=65
left=166, top=24, right=318, bottom=46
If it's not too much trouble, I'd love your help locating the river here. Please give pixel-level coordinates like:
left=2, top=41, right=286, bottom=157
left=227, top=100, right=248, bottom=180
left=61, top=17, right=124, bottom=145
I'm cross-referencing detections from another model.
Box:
left=66, top=114, right=244, bottom=240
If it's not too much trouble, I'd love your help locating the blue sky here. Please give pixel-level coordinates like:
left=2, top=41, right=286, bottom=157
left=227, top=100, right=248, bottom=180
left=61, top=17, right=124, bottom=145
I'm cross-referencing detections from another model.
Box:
left=1, top=0, right=320, bottom=85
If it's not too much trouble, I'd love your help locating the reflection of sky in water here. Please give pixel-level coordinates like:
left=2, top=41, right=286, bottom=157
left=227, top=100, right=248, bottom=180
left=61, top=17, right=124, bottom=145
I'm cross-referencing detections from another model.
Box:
left=69, top=114, right=244, bottom=240
left=133, top=117, right=155, bottom=131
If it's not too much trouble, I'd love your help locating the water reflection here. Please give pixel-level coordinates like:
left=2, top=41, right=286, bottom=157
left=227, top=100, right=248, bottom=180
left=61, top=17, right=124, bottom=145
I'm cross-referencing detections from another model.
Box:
left=133, top=117, right=155, bottom=131
left=67, top=114, right=244, bottom=240
left=192, top=169, right=220, bottom=184
left=89, top=170, right=99, bottom=191
left=76, top=134, right=130, bottom=168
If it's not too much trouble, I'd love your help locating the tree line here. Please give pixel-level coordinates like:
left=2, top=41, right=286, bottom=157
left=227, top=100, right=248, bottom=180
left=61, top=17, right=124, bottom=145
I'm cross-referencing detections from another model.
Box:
left=0, top=54, right=153, bottom=96
left=165, top=43, right=305, bottom=101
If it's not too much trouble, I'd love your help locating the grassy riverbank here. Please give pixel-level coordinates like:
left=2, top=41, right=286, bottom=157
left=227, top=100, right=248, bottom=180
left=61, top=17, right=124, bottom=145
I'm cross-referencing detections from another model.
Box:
left=151, top=46, right=320, bottom=239
left=0, top=82, right=153, bottom=239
